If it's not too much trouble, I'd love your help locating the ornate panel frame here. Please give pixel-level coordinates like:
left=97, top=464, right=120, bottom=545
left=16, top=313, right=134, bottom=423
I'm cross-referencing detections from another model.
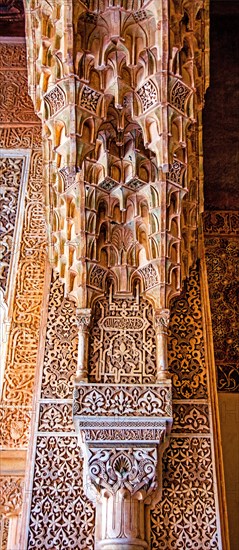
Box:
left=0, top=149, right=31, bottom=394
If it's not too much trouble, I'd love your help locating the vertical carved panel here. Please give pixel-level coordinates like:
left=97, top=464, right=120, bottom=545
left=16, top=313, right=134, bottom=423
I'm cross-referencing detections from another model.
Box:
left=28, top=436, right=94, bottom=549
left=0, top=156, right=23, bottom=293
left=151, top=438, right=218, bottom=549
left=0, top=43, right=46, bottom=450
left=151, top=266, right=219, bottom=548
left=168, top=267, right=208, bottom=399
left=0, top=516, right=9, bottom=550
left=204, top=211, right=239, bottom=391
left=40, top=276, right=78, bottom=400
left=27, top=275, right=95, bottom=549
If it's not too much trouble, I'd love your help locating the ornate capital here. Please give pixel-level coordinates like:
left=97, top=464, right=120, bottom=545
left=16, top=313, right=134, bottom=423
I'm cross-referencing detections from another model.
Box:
left=88, top=447, right=157, bottom=496
left=76, top=308, right=91, bottom=330
left=154, top=309, right=170, bottom=332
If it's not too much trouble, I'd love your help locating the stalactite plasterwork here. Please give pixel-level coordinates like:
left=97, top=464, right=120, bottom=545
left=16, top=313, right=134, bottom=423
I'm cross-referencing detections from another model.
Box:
left=23, top=1, right=213, bottom=548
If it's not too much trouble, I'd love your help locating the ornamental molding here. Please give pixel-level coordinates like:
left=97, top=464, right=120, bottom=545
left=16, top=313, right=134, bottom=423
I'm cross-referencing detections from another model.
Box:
left=0, top=149, right=31, bottom=395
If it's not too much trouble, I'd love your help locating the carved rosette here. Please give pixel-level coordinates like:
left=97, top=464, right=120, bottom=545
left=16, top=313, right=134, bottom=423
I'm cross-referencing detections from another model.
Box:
left=73, top=382, right=172, bottom=549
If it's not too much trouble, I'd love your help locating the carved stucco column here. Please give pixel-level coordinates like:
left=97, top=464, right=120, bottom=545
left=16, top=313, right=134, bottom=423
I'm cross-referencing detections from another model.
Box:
left=154, top=309, right=170, bottom=381
left=25, top=0, right=209, bottom=547
left=86, top=447, right=157, bottom=550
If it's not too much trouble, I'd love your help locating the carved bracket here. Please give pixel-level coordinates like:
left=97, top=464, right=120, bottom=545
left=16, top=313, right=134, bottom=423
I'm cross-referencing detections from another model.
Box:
left=73, top=382, right=172, bottom=549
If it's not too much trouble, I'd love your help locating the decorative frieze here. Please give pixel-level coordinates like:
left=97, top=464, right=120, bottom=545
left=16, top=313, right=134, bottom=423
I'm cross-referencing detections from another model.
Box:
left=73, top=384, right=172, bottom=418
left=0, top=70, right=39, bottom=124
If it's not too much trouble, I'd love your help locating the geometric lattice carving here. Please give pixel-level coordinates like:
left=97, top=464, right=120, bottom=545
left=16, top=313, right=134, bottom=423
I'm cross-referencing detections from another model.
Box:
left=27, top=436, right=94, bottom=549
left=151, top=437, right=219, bottom=549
left=150, top=265, right=219, bottom=549
left=80, top=86, right=101, bottom=113
left=24, top=273, right=94, bottom=549
left=44, top=85, right=65, bottom=116
left=137, top=79, right=158, bottom=112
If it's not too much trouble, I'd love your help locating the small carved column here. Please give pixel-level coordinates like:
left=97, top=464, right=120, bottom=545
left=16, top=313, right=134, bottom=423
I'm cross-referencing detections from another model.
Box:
left=154, top=309, right=170, bottom=381
left=75, top=309, right=91, bottom=382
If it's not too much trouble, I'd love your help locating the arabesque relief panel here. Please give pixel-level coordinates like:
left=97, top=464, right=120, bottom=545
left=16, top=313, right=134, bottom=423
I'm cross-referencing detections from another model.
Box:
left=0, top=43, right=46, bottom=450
left=204, top=211, right=239, bottom=392
left=26, top=266, right=219, bottom=549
